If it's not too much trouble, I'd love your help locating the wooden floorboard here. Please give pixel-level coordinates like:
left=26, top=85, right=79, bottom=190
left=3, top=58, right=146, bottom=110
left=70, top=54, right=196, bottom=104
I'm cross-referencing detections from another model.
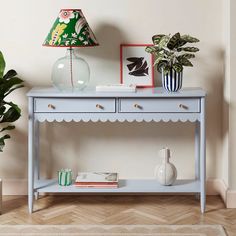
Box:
left=0, top=195, right=235, bottom=235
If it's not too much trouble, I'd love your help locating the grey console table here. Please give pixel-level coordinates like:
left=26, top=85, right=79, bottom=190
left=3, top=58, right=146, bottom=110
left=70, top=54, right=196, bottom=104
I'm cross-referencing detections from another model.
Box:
left=27, top=87, right=206, bottom=213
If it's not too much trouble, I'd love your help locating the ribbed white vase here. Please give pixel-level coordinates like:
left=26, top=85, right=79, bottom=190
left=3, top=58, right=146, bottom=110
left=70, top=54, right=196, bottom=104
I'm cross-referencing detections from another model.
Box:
left=154, top=148, right=177, bottom=186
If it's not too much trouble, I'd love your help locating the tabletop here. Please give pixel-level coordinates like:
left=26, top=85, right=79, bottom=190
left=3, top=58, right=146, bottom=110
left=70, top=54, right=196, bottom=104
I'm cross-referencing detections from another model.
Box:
left=27, top=87, right=206, bottom=98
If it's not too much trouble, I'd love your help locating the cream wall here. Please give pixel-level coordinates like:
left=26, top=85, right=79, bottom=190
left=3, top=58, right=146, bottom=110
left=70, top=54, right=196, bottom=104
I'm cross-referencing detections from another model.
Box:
left=228, top=0, right=236, bottom=190
left=0, top=0, right=226, bottom=185
left=222, top=0, right=230, bottom=188
left=221, top=0, right=236, bottom=193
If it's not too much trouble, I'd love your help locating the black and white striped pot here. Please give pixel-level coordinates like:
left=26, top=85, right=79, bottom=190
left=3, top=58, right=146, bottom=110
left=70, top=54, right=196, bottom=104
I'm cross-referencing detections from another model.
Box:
left=161, top=69, right=183, bottom=92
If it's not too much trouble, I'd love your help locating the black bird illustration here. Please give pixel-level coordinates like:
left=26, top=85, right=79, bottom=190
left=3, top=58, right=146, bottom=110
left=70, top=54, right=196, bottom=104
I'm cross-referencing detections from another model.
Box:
left=127, top=59, right=149, bottom=77
left=126, top=57, right=144, bottom=71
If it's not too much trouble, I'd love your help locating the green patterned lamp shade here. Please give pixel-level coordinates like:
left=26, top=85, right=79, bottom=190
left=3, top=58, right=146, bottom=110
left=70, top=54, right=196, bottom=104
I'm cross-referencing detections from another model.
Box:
left=43, top=9, right=99, bottom=47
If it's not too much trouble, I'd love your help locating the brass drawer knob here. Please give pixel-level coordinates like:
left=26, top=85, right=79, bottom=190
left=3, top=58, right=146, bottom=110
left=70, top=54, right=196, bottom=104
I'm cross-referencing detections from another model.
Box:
left=48, top=104, right=56, bottom=109
left=96, top=104, right=104, bottom=109
left=179, top=104, right=188, bottom=110
left=134, top=104, right=142, bottom=109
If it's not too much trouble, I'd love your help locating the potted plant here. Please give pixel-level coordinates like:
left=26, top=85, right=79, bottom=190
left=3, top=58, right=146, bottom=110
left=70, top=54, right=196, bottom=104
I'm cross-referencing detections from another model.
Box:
left=0, top=51, right=24, bottom=214
left=0, top=51, right=24, bottom=152
left=145, top=32, right=200, bottom=92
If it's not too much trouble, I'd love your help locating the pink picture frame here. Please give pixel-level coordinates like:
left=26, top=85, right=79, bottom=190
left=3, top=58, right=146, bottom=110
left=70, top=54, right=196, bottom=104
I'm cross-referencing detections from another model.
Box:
left=120, top=44, right=155, bottom=88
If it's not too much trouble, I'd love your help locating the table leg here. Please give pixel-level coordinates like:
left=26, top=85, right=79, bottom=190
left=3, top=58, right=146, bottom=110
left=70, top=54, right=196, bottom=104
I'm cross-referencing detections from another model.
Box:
left=195, top=121, right=200, bottom=200
left=34, top=120, right=39, bottom=200
left=28, top=97, right=34, bottom=213
left=200, top=98, right=206, bottom=213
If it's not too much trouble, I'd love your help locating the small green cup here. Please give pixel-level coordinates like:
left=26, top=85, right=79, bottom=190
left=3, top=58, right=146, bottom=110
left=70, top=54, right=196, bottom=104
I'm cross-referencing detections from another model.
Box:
left=58, top=169, right=73, bottom=186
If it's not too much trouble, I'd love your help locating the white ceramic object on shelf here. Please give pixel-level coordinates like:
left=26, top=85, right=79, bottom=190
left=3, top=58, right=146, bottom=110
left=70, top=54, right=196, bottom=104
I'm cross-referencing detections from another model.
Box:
left=154, top=148, right=177, bottom=186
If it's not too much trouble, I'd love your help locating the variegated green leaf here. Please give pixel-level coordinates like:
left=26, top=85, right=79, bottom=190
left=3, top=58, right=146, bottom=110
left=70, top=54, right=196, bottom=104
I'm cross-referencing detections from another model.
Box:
left=158, top=35, right=170, bottom=49
left=145, top=46, right=159, bottom=54
left=178, top=53, right=195, bottom=59
left=177, top=39, right=187, bottom=48
left=181, top=35, right=200, bottom=43
left=156, top=61, right=168, bottom=73
left=177, top=57, right=193, bottom=67
left=154, top=56, right=165, bottom=66
left=152, top=34, right=165, bottom=45
left=178, top=47, right=199, bottom=52
left=163, top=65, right=171, bottom=75
left=167, top=32, right=181, bottom=50
left=173, top=63, right=183, bottom=72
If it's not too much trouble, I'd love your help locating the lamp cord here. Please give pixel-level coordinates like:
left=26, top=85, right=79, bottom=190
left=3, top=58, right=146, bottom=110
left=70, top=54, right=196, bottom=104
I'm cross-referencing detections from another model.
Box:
left=70, top=48, right=74, bottom=89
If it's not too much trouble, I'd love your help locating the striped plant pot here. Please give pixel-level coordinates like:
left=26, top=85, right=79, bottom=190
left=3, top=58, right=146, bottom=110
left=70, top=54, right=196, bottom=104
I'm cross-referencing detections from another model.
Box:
left=162, top=69, right=183, bottom=92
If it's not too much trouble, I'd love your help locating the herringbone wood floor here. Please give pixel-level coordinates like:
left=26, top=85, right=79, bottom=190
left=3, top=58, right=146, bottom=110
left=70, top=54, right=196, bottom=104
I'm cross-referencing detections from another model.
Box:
left=0, top=195, right=235, bottom=235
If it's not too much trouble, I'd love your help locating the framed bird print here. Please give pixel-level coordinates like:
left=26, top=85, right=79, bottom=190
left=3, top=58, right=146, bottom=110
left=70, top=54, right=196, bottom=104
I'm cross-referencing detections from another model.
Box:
left=120, top=44, right=154, bottom=88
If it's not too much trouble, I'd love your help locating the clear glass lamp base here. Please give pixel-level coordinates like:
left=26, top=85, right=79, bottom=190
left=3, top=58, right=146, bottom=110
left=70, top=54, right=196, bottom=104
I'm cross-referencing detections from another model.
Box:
left=52, top=48, right=90, bottom=92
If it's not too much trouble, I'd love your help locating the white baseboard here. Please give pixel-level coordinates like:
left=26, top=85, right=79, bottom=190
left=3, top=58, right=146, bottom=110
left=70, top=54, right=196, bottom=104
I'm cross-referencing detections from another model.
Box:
left=2, top=179, right=28, bottom=196
left=226, top=190, right=236, bottom=208
left=2, top=178, right=232, bottom=208
left=206, top=178, right=228, bottom=204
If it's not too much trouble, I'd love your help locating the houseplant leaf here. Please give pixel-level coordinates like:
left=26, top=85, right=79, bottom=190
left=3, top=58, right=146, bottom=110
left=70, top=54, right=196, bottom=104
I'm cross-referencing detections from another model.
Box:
left=4, top=84, right=24, bottom=98
left=177, top=47, right=199, bottom=52
left=0, top=134, right=10, bottom=152
left=173, top=63, right=183, bottom=72
left=178, top=53, right=195, bottom=60
left=1, top=106, right=21, bottom=123
left=163, top=65, right=171, bottom=75
left=0, top=77, right=24, bottom=98
left=3, top=69, right=17, bottom=80
left=0, top=51, right=24, bottom=151
left=154, top=55, right=166, bottom=66
left=181, top=35, right=200, bottom=43
left=177, top=57, right=193, bottom=67
left=145, top=46, right=159, bottom=54
left=167, top=32, right=181, bottom=50
left=0, top=106, right=6, bottom=116
left=4, top=101, right=21, bottom=113
left=177, top=39, right=187, bottom=48
left=0, top=51, right=6, bottom=78
left=158, top=35, right=170, bottom=49
left=152, top=34, right=165, bottom=45
left=0, top=125, right=15, bottom=132
left=157, top=61, right=168, bottom=73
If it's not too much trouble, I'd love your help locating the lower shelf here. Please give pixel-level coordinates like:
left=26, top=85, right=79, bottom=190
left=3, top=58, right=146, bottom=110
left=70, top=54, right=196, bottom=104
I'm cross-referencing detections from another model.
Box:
left=34, top=179, right=200, bottom=193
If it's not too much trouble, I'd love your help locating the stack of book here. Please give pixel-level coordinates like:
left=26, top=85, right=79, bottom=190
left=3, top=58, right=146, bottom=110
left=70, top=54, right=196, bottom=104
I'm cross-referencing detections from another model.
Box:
left=74, top=172, right=119, bottom=188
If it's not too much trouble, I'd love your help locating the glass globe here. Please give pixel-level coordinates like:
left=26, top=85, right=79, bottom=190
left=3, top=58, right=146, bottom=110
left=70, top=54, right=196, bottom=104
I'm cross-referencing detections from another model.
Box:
left=52, top=48, right=90, bottom=92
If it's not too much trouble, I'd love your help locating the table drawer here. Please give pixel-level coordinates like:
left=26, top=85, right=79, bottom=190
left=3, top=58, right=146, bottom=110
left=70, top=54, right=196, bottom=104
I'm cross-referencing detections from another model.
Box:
left=119, top=98, right=200, bottom=113
left=34, top=98, right=116, bottom=113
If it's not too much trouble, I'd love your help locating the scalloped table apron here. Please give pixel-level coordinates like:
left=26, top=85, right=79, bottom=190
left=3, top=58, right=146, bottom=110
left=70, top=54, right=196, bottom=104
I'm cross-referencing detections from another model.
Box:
left=27, top=87, right=206, bottom=214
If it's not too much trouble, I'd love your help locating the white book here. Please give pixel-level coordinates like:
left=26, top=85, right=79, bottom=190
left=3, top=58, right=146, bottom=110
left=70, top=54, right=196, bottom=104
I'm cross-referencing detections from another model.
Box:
left=96, top=84, right=136, bottom=92
left=75, top=172, right=118, bottom=183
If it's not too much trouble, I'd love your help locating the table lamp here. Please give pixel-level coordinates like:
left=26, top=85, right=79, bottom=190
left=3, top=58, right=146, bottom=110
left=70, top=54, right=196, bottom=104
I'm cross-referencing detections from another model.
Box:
left=43, top=9, right=99, bottom=91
